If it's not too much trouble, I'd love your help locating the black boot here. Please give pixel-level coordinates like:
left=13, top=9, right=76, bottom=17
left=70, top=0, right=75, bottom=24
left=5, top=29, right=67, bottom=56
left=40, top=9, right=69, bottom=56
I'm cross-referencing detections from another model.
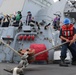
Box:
left=72, top=61, right=76, bottom=65
left=20, top=74, right=24, bottom=75
left=59, top=57, right=69, bottom=67
left=72, top=58, right=76, bottom=65
left=3, top=68, right=13, bottom=73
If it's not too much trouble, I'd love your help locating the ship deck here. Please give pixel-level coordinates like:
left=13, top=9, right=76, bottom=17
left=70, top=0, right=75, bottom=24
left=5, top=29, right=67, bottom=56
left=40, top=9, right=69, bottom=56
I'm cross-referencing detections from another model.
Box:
left=0, top=63, right=76, bottom=75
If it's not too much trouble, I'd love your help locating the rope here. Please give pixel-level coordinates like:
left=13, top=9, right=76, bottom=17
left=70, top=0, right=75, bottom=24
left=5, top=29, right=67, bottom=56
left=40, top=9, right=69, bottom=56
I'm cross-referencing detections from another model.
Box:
left=33, top=42, right=67, bottom=57
left=0, top=39, right=22, bottom=57
left=0, top=39, right=67, bottom=59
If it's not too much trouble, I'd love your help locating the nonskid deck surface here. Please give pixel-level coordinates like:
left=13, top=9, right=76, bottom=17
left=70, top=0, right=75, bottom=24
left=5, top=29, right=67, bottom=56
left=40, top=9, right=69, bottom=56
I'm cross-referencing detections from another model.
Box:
left=0, top=63, right=76, bottom=75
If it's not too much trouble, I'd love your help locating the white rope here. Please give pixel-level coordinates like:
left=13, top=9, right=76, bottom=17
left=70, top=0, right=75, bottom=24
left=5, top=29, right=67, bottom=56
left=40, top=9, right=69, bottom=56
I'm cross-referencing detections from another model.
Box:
left=13, top=67, right=19, bottom=75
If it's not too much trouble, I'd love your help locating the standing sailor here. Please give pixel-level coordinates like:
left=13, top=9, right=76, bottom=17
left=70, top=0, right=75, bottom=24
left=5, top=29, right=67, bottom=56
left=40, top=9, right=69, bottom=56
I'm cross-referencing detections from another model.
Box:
left=26, top=11, right=32, bottom=25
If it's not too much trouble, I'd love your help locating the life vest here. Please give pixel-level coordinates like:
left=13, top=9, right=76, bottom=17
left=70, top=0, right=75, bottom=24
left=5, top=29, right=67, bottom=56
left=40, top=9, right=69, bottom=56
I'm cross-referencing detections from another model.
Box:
left=62, top=24, right=74, bottom=40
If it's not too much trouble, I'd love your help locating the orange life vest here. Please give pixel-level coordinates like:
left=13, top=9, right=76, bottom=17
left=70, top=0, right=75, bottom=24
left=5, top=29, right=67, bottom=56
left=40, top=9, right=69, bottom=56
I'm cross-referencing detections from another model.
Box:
left=62, top=24, right=74, bottom=40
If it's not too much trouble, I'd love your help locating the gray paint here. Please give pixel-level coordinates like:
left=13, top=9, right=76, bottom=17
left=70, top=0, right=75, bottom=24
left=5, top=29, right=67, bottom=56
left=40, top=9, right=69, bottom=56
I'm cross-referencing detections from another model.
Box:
left=0, top=0, right=72, bottom=62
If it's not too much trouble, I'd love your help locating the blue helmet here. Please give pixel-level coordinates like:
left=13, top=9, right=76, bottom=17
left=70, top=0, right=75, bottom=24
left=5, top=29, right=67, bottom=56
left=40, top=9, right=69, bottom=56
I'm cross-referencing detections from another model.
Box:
left=63, top=18, right=71, bottom=25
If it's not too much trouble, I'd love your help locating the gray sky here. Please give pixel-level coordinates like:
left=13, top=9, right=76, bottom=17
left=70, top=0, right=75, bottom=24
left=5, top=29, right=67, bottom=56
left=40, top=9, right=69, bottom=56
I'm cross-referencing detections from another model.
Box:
left=0, top=0, right=59, bottom=5
left=0, top=0, right=3, bottom=5
left=53, top=0, right=58, bottom=2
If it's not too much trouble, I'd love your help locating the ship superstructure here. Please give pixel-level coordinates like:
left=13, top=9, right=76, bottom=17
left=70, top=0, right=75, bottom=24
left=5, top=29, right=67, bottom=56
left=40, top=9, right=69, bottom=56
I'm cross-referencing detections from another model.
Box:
left=0, top=0, right=74, bottom=64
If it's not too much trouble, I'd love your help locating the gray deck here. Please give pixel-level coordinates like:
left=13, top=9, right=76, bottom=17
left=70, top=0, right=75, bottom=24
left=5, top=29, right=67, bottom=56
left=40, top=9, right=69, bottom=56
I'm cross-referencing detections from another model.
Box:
left=0, top=63, right=76, bottom=75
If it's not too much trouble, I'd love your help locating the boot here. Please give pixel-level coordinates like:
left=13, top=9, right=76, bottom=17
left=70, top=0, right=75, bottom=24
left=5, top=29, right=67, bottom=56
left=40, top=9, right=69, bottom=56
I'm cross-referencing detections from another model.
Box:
left=3, top=68, right=13, bottom=73
left=72, top=61, right=76, bottom=65
left=20, top=74, right=24, bottom=75
left=72, top=58, right=76, bottom=65
left=59, top=57, right=69, bottom=67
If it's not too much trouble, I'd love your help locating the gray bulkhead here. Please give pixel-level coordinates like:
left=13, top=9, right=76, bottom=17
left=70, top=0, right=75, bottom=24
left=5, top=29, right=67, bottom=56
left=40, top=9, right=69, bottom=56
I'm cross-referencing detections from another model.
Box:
left=0, top=0, right=72, bottom=63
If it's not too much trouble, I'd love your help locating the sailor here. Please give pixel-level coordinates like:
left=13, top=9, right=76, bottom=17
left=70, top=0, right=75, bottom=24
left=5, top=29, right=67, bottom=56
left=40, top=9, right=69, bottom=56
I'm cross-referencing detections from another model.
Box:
left=59, top=18, right=76, bottom=66
left=16, top=11, right=22, bottom=22
left=26, top=11, right=32, bottom=25
left=13, top=11, right=22, bottom=27
left=53, top=15, right=60, bottom=30
left=2, top=15, right=10, bottom=27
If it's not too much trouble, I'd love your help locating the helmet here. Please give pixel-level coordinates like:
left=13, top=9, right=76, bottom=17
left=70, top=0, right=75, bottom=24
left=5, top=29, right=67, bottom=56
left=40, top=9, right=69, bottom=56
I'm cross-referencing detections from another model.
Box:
left=18, top=11, right=21, bottom=14
left=63, top=18, right=71, bottom=25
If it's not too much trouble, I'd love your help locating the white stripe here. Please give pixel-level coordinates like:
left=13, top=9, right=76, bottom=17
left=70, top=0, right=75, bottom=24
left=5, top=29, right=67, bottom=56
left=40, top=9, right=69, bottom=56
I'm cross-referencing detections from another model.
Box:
left=68, top=31, right=70, bottom=36
left=64, top=31, right=66, bottom=36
